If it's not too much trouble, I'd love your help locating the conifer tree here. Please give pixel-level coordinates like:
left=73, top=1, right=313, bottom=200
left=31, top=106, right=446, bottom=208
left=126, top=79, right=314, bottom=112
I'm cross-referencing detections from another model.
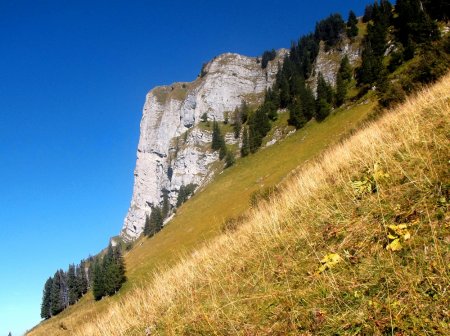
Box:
left=50, top=270, right=67, bottom=315
left=111, top=245, right=126, bottom=292
left=288, top=100, right=307, bottom=129
left=225, top=151, right=235, bottom=168
left=66, top=264, right=78, bottom=305
left=300, top=85, right=316, bottom=121
left=395, top=0, right=440, bottom=58
left=77, top=260, right=89, bottom=296
left=211, top=120, right=221, bottom=150
left=335, top=55, right=352, bottom=106
left=315, top=72, right=333, bottom=121
left=232, top=107, right=241, bottom=139
left=241, top=127, right=249, bottom=157
left=211, top=119, right=226, bottom=158
left=314, top=13, right=346, bottom=49
left=240, top=100, right=249, bottom=124
left=144, top=206, right=163, bottom=237
left=422, top=0, right=450, bottom=21
left=248, top=107, right=270, bottom=153
left=92, top=258, right=105, bottom=301
left=162, top=191, right=170, bottom=218
left=347, top=10, right=359, bottom=38
left=40, top=276, right=53, bottom=319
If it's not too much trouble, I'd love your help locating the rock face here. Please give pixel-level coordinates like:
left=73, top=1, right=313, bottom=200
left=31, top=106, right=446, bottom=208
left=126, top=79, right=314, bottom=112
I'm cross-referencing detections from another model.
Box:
left=121, top=50, right=286, bottom=240
left=310, top=38, right=361, bottom=92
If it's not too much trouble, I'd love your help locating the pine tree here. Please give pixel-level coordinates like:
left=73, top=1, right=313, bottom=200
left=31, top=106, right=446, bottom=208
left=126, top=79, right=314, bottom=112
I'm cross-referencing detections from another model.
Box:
left=248, top=106, right=271, bottom=153
left=356, top=18, right=387, bottom=86
left=144, top=206, right=163, bottom=237
left=232, top=107, right=241, bottom=139
left=67, top=264, right=78, bottom=305
left=278, top=72, right=290, bottom=108
left=162, top=190, right=170, bottom=218
left=111, top=245, right=126, bottom=292
left=240, top=100, right=249, bottom=124
left=40, top=276, right=53, bottom=319
left=316, top=73, right=333, bottom=104
left=347, top=10, right=359, bottom=38
left=363, top=3, right=374, bottom=22
left=335, top=55, right=352, bottom=106
left=211, top=119, right=226, bottom=158
left=225, top=151, right=235, bottom=168
left=211, top=120, right=221, bottom=150
left=300, top=85, right=316, bottom=120
left=422, top=0, right=450, bottom=21
left=241, top=127, right=249, bottom=157
left=395, top=0, right=440, bottom=58
left=50, top=270, right=67, bottom=315
left=92, top=258, right=105, bottom=301
left=315, top=73, right=333, bottom=121
left=77, top=260, right=89, bottom=297
left=315, top=13, right=346, bottom=49
left=315, top=99, right=332, bottom=121
left=288, top=100, right=307, bottom=129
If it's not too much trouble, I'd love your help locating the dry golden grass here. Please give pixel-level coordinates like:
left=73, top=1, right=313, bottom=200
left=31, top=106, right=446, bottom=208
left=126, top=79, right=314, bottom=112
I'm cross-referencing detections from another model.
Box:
left=52, top=75, right=450, bottom=335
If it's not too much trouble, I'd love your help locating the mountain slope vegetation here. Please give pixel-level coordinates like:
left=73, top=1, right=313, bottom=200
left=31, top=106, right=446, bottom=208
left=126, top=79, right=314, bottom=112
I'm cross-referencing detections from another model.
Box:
left=30, top=72, right=449, bottom=335
left=75, top=73, right=450, bottom=336
left=29, top=0, right=450, bottom=333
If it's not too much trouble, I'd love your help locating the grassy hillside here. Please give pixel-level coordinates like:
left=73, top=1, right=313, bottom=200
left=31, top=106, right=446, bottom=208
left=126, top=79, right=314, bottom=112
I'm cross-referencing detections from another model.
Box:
left=78, top=74, right=449, bottom=335
left=28, top=84, right=375, bottom=335
left=30, top=74, right=449, bottom=334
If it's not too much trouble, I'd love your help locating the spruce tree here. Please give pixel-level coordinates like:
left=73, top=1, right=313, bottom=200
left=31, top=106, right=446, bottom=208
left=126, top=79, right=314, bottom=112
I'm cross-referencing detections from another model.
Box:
left=77, top=260, right=89, bottom=297
left=347, top=10, right=359, bottom=38
left=111, top=245, right=126, bottom=293
left=241, top=127, right=249, bottom=157
left=40, top=277, right=53, bottom=319
left=232, top=107, right=241, bottom=139
left=50, top=270, right=67, bottom=315
left=211, top=120, right=221, bottom=150
left=162, top=191, right=170, bottom=218
left=211, top=119, right=226, bottom=158
left=225, top=151, right=235, bottom=168
left=335, top=55, right=352, bottom=106
left=300, top=85, right=316, bottom=120
left=395, top=0, right=440, bottom=58
left=67, top=264, right=78, bottom=305
left=288, top=100, right=307, bottom=129
left=144, top=207, right=163, bottom=237
left=315, top=73, right=333, bottom=121
left=278, top=72, right=290, bottom=108
left=92, top=258, right=104, bottom=301
left=102, top=245, right=115, bottom=296
left=248, top=106, right=271, bottom=153
left=315, top=13, right=346, bottom=49
left=240, top=100, right=249, bottom=124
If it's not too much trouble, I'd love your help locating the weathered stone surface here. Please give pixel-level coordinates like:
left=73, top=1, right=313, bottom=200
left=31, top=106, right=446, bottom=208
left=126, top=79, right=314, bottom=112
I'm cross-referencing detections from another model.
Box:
left=310, top=38, right=360, bottom=92
left=121, top=50, right=286, bottom=240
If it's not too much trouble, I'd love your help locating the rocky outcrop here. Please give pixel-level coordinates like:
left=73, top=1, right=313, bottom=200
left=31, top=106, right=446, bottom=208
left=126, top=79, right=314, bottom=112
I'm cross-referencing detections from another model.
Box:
left=310, top=38, right=361, bottom=92
left=121, top=50, right=287, bottom=240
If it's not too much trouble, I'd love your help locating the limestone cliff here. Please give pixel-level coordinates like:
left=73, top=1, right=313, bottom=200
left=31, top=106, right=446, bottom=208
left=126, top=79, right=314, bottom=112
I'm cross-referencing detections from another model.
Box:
left=310, top=38, right=361, bottom=92
left=121, top=51, right=286, bottom=240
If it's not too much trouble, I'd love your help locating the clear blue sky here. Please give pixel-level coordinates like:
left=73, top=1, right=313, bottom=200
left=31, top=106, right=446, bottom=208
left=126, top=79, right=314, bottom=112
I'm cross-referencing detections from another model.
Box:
left=0, top=1, right=367, bottom=334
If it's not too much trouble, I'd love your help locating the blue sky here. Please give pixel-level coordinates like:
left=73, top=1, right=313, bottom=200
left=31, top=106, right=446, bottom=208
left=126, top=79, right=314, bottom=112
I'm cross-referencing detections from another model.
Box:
left=0, top=1, right=367, bottom=334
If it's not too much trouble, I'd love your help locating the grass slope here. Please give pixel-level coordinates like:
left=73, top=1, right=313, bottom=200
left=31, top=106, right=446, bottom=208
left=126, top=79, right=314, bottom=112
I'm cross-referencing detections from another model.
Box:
left=73, top=74, right=449, bottom=335
left=28, top=93, right=375, bottom=335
